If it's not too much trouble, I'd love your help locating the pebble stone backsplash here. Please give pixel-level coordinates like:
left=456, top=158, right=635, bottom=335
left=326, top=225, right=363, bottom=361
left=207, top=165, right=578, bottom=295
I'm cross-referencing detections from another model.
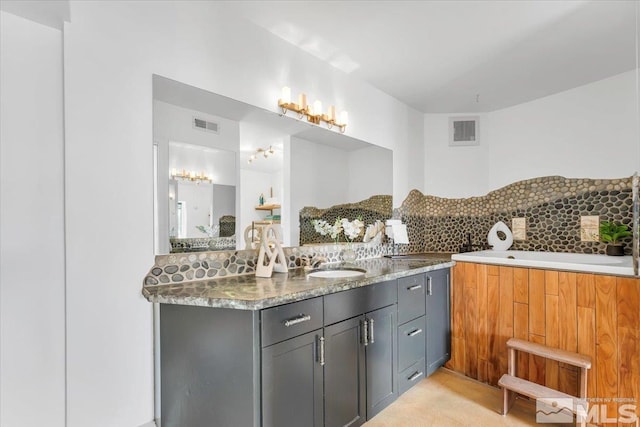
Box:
left=397, top=176, right=634, bottom=255
left=299, top=195, right=392, bottom=245
left=144, top=241, right=391, bottom=286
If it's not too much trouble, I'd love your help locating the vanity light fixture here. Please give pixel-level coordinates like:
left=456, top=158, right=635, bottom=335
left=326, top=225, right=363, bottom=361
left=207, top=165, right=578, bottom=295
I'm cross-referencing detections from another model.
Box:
left=247, top=146, right=276, bottom=164
left=278, top=86, right=348, bottom=133
left=170, top=168, right=212, bottom=184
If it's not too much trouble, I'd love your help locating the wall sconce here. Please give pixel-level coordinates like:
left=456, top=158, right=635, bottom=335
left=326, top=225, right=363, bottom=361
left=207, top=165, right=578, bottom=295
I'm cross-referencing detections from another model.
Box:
left=278, top=86, right=348, bottom=133
left=247, top=146, right=276, bottom=164
left=170, top=168, right=212, bottom=184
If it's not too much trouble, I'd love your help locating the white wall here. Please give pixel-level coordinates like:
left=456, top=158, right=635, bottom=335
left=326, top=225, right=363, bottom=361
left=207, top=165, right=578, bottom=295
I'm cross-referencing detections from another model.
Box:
left=487, top=70, right=640, bottom=190
left=347, top=145, right=394, bottom=202
left=0, top=11, right=66, bottom=427
left=424, top=113, right=490, bottom=197
left=424, top=70, right=640, bottom=198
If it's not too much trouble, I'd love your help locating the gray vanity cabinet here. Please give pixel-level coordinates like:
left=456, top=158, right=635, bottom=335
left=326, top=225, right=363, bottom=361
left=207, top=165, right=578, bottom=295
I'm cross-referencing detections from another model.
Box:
left=262, top=330, right=324, bottom=427
left=425, top=268, right=451, bottom=376
left=324, top=316, right=366, bottom=427
left=397, top=274, right=427, bottom=395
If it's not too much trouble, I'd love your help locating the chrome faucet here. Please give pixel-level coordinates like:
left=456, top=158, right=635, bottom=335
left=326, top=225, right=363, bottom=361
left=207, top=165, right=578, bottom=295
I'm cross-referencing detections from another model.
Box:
left=459, top=233, right=492, bottom=253
left=300, top=255, right=326, bottom=270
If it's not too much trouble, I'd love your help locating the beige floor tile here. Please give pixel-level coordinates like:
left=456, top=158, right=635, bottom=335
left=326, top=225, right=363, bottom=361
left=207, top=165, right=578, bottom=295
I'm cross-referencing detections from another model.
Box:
left=364, top=369, right=567, bottom=427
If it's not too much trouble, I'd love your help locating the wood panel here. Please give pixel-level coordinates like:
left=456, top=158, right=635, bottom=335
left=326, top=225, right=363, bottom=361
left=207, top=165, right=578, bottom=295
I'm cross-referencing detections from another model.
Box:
left=545, top=293, right=560, bottom=390
left=545, top=270, right=559, bottom=295
left=449, top=262, right=640, bottom=425
left=528, top=333, right=546, bottom=386
left=529, top=269, right=546, bottom=337
left=513, top=268, right=529, bottom=304
left=487, top=274, right=501, bottom=385
left=576, top=306, right=596, bottom=400
left=576, top=273, right=595, bottom=309
left=595, top=275, right=618, bottom=426
left=557, top=272, right=577, bottom=396
left=514, top=302, right=529, bottom=380
left=498, top=266, right=514, bottom=382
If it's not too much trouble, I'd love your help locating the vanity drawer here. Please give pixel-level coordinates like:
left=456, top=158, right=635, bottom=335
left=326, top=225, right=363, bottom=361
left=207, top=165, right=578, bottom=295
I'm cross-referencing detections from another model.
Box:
left=398, top=358, right=426, bottom=395
left=398, top=316, right=426, bottom=372
left=397, top=274, right=426, bottom=324
left=324, top=279, right=397, bottom=325
left=261, top=297, right=323, bottom=347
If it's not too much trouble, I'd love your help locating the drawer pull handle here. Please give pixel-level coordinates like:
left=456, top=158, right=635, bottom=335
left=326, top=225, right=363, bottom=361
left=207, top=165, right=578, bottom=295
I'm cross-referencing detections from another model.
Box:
left=407, top=328, right=423, bottom=337
left=407, top=284, right=423, bottom=291
left=319, top=336, right=325, bottom=366
left=369, top=318, right=375, bottom=344
left=283, top=314, right=311, bottom=327
left=427, top=277, right=433, bottom=295
left=408, top=371, right=423, bottom=382
left=362, top=320, right=369, bottom=346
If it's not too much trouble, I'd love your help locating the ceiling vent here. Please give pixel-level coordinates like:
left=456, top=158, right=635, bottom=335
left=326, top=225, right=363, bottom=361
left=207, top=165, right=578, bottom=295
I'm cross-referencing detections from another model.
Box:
left=193, top=117, right=219, bottom=134
left=449, top=116, right=479, bottom=146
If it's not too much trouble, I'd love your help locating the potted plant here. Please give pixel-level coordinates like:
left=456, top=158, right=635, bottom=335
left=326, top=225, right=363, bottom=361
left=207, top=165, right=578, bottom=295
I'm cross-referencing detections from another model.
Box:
left=599, top=221, right=631, bottom=256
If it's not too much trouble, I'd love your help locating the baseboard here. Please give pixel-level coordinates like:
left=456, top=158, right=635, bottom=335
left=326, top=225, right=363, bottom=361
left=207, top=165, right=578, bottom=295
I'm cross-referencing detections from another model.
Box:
left=137, top=420, right=158, bottom=427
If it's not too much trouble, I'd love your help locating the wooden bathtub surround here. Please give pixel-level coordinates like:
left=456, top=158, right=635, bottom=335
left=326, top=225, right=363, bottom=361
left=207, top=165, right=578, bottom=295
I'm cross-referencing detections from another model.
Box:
left=447, top=262, right=640, bottom=426
left=500, top=338, right=592, bottom=427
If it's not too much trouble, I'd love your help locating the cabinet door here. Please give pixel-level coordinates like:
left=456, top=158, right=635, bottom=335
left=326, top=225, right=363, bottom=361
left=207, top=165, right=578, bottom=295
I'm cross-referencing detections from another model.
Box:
left=324, top=316, right=366, bottom=427
left=365, top=304, right=397, bottom=419
left=262, top=330, right=324, bottom=427
left=426, top=268, right=451, bottom=376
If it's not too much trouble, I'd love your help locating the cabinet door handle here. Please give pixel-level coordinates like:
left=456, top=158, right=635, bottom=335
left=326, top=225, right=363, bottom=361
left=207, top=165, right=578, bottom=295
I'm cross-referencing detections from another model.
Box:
left=361, top=319, right=369, bottom=346
left=369, top=318, right=375, bottom=344
left=408, top=371, right=423, bottom=382
left=407, top=284, right=422, bottom=291
left=283, top=314, right=311, bottom=327
left=427, top=277, right=433, bottom=296
left=407, top=328, right=423, bottom=337
left=319, top=336, right=325, bottom=366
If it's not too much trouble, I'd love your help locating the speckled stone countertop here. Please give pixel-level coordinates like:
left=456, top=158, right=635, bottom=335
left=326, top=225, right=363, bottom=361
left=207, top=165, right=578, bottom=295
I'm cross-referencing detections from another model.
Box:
left=142, top=254, right=454, bottom=310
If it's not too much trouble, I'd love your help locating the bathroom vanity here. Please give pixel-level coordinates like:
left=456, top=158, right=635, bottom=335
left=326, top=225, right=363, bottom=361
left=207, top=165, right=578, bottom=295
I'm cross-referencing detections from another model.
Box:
left=144, top=257, right=453, bottom=427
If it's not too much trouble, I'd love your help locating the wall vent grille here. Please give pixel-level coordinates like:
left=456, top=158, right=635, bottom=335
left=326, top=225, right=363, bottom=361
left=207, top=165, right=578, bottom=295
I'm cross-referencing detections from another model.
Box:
left=193, top=117, right=219, bottom=133
left=449, top=116, right=479, bottom=146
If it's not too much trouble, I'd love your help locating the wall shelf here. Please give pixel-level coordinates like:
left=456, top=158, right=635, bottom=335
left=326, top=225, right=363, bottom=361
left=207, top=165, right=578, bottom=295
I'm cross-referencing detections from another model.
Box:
left=255, top=204, right=281, bottom=211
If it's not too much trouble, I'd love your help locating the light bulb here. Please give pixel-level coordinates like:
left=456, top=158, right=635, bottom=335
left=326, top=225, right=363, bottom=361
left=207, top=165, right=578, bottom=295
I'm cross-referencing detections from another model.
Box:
left=340, top=111, right=349, bottom=125
left=281, top=86, right=291, bottom=104
left=314, top=100, right=322, bottom=116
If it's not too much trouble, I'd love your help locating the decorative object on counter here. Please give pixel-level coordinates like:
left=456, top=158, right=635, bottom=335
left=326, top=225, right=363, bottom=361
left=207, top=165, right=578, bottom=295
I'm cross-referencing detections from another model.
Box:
left=255, top=225, right=288, bottom=278
left=599, top=220, right=631, bottom=256
left=384, top=219, right=410, bottom=258
left=363, top=220, right=385, bottom=244
left=397, top=176, right=634, bottom=255
left=299, top=195, right=392, bottom=245
left=278, top=86, right=348, bottom=133
left=487, top=221, right=513, bottom=251
left=312, top=218, right=343, bottom=243
left=340, top=217, right=364, bottom=262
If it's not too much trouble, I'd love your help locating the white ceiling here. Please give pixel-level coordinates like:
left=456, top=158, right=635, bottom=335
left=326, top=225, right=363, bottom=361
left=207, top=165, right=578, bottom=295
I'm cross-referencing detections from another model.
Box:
left=7, top=1, right=635, bottom=113
left=226, top=0, right=638, bottom=113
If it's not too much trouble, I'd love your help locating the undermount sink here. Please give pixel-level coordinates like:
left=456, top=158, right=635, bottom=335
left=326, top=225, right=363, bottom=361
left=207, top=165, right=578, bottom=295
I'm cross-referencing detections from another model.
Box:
left=307, top=268, right=366, bottom=279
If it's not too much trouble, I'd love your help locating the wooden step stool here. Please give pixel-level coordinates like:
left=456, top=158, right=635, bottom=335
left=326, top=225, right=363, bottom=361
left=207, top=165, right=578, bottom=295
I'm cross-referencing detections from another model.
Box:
left=499, top=338, right=592, bottom=427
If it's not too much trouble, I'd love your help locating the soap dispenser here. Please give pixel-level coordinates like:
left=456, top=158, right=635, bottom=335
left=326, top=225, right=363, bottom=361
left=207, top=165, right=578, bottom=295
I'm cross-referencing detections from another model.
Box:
left=259, top=193, right=265, bottom=206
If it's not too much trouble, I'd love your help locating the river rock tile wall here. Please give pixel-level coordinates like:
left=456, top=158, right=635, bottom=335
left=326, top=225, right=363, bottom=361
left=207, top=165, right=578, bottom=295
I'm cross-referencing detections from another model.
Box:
left=397, top=176, right=634, bottom=255
left=299, top=195, right=392, bottom=245
left=144, top=241, right=390, bottom=286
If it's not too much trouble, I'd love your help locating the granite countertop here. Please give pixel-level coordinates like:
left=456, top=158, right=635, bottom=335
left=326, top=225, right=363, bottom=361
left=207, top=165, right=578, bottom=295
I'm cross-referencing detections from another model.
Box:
left=142, top=254, right=454, bottom=310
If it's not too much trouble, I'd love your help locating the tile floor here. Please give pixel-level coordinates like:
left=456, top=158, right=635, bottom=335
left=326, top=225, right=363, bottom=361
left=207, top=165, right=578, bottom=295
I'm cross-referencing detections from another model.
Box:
left=363, top=368, right=566, bottom=426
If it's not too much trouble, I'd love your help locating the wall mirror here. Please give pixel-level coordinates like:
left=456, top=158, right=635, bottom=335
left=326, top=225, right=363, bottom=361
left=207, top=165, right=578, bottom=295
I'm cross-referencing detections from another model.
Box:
left=153, top=75, right=393, bottom=254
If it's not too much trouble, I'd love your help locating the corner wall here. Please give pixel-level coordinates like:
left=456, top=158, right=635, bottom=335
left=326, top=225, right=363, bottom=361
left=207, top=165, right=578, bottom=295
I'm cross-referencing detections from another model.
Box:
left=0, top=11, right=66, bottom=427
